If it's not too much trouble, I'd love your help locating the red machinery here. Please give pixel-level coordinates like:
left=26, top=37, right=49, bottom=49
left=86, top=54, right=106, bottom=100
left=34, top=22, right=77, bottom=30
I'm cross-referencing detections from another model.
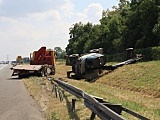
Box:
left=11, top=46, right=56, bottom=78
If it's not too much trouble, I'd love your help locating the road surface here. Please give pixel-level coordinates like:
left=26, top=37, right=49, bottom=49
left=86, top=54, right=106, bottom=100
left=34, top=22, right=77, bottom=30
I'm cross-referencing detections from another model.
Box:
left=0, top=64, right=45, bottom=120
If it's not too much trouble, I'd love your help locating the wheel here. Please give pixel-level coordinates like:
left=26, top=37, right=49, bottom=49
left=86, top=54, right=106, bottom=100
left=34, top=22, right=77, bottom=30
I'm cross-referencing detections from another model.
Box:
left=45, top=67, right=51, bottom=76
left=67, top=71, right=71, bottom=78
left=40, top=69, right=45, bottom=77
left=19, top=75, right=23, bottom=79
left=51, top=67, right=55, bottom=75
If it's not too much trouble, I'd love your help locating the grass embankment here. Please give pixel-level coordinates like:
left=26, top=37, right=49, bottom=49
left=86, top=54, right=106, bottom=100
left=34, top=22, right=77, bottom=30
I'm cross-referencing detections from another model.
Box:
left=99, top=61, right=160, bottom=98
left=23, top=61, right=160, bottom=120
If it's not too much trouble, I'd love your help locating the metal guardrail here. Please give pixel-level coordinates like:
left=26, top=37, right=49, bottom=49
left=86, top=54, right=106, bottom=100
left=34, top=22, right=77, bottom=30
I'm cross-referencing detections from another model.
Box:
left=47, top=77, right=149, bottom=120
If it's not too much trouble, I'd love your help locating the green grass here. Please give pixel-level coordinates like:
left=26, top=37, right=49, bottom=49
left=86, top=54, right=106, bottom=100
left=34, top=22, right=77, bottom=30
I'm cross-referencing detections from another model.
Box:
left=23, top=60, right=160, bottom=120
left=68, top=79, right=160, bottom=120
left=98, top=60, right=160, bottom=97
left=67, top=60, right=160, bottom=119
left=56, top=59, right=65, bottom=62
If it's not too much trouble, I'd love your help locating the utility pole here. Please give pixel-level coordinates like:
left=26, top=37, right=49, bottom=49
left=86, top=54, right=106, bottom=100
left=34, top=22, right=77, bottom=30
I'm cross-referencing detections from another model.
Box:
left=7, top=54, right=9, bottom=63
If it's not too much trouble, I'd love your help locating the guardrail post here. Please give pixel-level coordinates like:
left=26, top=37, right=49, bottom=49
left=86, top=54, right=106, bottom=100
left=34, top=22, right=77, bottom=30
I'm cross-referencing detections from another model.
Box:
left=90, top=112, right=96, bottom=120
left=58, top=90, right=63, bottom=102
left=51, top=84, right=54, bottom=93
left=52, top=85, right=58, bottom=98
left=72, top=99, right=76, bottom=112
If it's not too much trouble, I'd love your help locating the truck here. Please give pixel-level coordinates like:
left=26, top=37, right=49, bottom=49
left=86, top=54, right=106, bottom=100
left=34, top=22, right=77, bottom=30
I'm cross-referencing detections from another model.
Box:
left=66, top=48, right=105, bottom=80
left=66, top=48, right=142, bottom=80
left=16, top=56, right=23, bottom=64
left=11, top=46, right=56, bottom=78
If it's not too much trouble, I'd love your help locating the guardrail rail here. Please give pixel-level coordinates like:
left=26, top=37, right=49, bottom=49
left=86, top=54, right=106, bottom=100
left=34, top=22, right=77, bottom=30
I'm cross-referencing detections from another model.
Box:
left=47, top=77, right=149, bottom=120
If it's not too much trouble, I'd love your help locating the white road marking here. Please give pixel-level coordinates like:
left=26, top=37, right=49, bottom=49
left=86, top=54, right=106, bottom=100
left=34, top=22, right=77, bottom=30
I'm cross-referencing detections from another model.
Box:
left=0, top=64, right=8, bottom=71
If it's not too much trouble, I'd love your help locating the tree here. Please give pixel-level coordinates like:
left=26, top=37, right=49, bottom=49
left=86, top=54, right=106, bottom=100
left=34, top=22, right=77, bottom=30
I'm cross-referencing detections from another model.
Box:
left=123, top=0, right=160, bottom=49
left=54, top=47, right=66, bottom=59
left=66, top=22, right=94, bottom=54
left=66, top=0, right=160, bottom=56
left=100, top=0, right=130, bottom=53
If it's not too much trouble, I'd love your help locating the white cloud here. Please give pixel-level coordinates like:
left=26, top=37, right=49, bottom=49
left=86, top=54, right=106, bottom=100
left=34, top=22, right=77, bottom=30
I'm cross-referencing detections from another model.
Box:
left=74, top=3, right=103, bottom=24
left=28, top=9, right=61, bottom=21
left=75, top=12, right=88, bottom=23
left=0, top=0, right=118, bottom=60
left=84, top=3, right=103, bottom=24
left=0, top=9, right=70, bottom=60
left=59, top=0, right=74, bottom=18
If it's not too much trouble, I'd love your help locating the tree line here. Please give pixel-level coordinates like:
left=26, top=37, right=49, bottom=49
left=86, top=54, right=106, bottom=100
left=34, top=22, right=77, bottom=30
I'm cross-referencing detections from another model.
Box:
left=66, top=0, right=160, bottom=55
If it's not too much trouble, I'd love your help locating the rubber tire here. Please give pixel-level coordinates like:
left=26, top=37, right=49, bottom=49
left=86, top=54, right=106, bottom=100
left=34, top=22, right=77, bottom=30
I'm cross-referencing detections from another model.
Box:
left=51, top=68, right=55, bottom=75
left=40, top=69, right=45, bottom=77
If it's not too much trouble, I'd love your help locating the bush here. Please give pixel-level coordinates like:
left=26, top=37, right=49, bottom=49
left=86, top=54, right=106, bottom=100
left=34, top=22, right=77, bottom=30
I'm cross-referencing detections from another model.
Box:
left=105, top=46, right=160, bottom=62
left=105, top=52, right=126, bottom=62
left=135, top=46, right=160, bottom=61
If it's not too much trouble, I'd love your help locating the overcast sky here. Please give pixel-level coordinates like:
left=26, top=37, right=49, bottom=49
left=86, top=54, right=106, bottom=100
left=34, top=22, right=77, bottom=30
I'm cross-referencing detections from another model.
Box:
left=0, top=0, right=119, bottom=61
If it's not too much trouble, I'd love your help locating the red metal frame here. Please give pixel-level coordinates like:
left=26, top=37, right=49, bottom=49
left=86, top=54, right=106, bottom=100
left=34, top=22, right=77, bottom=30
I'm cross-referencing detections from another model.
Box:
left=30, top=47, right=55, bottom=65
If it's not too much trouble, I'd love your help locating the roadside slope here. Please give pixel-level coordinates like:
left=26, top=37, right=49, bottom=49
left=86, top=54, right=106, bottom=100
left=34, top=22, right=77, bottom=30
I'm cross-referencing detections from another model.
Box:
left=97, top=60, right=160, bottom=97
left=23, top=61, right=160, bottom=120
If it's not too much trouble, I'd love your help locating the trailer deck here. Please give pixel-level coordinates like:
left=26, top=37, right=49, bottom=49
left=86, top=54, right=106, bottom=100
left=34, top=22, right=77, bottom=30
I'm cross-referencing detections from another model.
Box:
left=11, top=65, right=44, bottom=77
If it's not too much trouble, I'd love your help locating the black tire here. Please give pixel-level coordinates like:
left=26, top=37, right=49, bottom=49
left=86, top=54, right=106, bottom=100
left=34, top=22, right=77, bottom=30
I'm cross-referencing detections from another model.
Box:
left=51, top=67, right=55, bottom=75
left=18, top=75, right=23, bottom=79
left=18, top=75, right=28, bottom=78
left=44, top=67, right=51, bottom=76
left=40, top=68, right=45, bottom=77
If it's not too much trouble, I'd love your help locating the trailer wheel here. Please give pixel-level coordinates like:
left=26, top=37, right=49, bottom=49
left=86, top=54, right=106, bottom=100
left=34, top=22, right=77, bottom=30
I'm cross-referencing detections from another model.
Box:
left=19, top=75, right=23, bottom=79
left=45, top=67, right=51, bottom=76
left=51, top=67, right=55, bottom=75
left=40, top=69, right=45, bottom=77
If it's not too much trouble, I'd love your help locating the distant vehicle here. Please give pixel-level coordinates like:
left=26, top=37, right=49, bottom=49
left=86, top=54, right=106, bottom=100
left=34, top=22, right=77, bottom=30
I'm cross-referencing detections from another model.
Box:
left=0, top=61, right=8, bottom=64
left=11, top=46, right=56, bottom=78
left=16, top=56, right=23, bottom=64
left=11, top=61, right=17, bottom=66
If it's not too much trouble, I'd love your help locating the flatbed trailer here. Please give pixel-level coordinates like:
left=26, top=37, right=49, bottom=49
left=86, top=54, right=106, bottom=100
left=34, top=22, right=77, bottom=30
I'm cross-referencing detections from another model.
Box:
left=11, top=65, right=47, bottom=78
left=11, top=46, right=56, bottom=78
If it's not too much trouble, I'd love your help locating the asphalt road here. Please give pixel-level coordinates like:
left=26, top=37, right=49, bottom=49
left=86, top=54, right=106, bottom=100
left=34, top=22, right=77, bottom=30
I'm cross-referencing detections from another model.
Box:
left=0, top=64, right=45, bottom=120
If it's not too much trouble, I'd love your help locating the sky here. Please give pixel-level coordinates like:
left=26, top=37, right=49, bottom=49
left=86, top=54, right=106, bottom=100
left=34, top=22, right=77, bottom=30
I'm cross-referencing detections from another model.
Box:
left=0, top=0, right=119, bottom=61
